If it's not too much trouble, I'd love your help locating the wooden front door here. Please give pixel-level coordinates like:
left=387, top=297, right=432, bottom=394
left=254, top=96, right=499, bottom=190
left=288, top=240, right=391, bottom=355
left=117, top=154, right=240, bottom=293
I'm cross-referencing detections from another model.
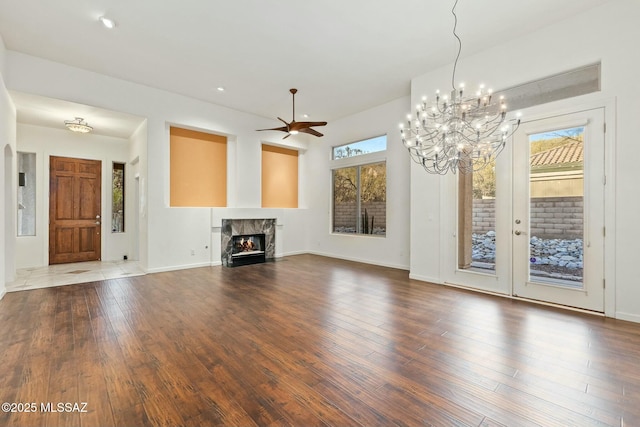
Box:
left=49, top=156, right=102, bottom=265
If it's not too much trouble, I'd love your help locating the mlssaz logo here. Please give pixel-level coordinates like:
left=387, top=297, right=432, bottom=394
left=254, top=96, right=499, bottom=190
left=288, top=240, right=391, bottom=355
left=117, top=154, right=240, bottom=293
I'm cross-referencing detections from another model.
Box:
left=41, top=402, right=88, bottom=413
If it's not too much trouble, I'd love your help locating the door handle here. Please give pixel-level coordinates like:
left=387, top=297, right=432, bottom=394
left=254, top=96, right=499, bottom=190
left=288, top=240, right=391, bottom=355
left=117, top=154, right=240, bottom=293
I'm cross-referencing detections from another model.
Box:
left=514, top=230, right=527, bottom=236
left=95, top=221, right=101, bottom=225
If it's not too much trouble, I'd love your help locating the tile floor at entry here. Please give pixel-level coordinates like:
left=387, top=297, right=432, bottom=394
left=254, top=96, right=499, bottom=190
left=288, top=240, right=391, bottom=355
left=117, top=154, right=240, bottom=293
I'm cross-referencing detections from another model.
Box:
left=6, top=260, right=144, bottom=292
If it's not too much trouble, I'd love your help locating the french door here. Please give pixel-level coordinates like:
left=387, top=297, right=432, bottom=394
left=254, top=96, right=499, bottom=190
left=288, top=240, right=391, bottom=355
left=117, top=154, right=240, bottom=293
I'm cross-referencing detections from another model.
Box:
left=511, top=109, right=605, bottom=312
left=450, top=107, right=606, bottom=312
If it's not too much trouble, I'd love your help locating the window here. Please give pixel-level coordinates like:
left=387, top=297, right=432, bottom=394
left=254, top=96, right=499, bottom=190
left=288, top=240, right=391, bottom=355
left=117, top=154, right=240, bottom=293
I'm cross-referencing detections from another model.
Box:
left=333, top=135, right=386, bottom=159
left=262, top=144, right=298, bottom=208
left=17, top=152, right=36, bottom=236
left=170, top=127, right=227, bottom=207
left=112, top=162, right=125, bottom=233
left=332, top=136, right=386, bottom=235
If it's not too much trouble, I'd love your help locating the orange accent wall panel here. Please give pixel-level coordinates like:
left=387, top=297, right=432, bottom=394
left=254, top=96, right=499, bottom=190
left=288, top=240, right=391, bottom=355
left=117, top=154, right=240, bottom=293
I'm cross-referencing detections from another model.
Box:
left=262, top=145, right=298, bottom=208
left=170, top=127, right=227, bottom=207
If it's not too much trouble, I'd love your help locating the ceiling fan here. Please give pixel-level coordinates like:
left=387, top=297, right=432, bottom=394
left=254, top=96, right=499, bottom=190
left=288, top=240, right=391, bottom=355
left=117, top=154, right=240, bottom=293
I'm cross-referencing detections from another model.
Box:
left=257, top=88, right=327, bottom=139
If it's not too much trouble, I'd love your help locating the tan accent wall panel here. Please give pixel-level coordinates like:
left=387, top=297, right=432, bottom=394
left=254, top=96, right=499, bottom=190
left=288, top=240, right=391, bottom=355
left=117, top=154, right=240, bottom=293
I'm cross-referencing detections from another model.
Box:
left=170, top=127, right=227, bottom=207
left=262, top=145, right=298, bottom=208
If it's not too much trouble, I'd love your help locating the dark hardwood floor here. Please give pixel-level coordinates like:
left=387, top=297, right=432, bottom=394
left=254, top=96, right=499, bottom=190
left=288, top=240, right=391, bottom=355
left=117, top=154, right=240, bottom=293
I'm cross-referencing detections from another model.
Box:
left=1, top=254, right=639, bottom=427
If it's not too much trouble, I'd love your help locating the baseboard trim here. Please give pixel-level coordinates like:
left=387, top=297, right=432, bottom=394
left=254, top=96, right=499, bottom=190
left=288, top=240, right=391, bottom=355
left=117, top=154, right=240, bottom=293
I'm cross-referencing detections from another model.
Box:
left=409, top=273, right=443, bottom=284
left=308, top=251, right=409, bottom=271
left=146, top=261, right=213, bottom=274
left=280, top=250, right=308, bottom=257
left=615, top=311, right=640, bottom=323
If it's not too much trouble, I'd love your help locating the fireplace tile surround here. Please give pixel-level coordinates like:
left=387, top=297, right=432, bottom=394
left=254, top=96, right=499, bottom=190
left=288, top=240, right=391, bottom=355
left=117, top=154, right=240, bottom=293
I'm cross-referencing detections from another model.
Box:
left=221, top=218, right=276, bottom=266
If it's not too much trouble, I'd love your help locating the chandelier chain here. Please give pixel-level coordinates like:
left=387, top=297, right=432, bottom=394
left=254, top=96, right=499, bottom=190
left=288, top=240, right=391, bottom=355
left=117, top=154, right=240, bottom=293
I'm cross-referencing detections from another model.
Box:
left=451, top=0, right=461, bottom=92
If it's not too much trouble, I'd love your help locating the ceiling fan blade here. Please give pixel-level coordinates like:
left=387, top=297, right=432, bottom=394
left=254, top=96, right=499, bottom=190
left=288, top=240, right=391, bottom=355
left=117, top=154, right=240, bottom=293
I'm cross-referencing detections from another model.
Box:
left=277, top=117, right=289, bottom=126
left=289, top=121, right=327, bottom=132
left=257, top=126, right=288, bottom=132
left=300, top=121, right=327, bottom=127
left=299, top=128, right=324, bottom=137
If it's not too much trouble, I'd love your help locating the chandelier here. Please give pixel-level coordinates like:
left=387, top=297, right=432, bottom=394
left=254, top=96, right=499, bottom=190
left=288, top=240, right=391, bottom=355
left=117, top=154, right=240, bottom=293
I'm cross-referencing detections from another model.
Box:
left=64, top=117, right=93, bottom=133
left=400, top=0, right=520, bottom=175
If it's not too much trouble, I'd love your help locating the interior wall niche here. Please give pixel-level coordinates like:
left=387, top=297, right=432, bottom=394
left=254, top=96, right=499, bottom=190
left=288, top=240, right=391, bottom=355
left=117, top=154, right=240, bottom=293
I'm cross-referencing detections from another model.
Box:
left=262, top=144, right=298, bottom=208
left=17, top=151, right=36, bottom=236
left=170, top=127, right=227, bottom=207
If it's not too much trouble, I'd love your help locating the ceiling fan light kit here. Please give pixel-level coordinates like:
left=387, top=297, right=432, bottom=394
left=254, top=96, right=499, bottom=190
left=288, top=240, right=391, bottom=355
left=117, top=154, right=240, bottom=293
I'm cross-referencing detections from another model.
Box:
left=257, top=88, right=327, bottom=139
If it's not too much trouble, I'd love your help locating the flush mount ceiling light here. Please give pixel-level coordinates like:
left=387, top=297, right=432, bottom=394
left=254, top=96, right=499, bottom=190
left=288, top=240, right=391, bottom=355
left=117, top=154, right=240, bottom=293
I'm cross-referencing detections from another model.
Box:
left=99, top=16, right=116, bottom=29
left=400, top=0, right=520, bottom=175
left=64, top=117, right=93, bottom=133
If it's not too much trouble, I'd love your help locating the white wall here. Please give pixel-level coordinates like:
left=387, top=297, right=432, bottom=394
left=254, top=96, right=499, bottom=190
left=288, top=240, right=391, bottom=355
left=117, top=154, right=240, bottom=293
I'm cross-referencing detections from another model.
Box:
left=5, top=51, right=313, bottom=273
left=15, top=124, right=130, bottom=267
left=0, top=34, right=17, bottom=297
left=128, top=120, right=148, bottom=270
left=306, top=96, right=411, bottom=270
left=409, top=0, right=640, bottom=321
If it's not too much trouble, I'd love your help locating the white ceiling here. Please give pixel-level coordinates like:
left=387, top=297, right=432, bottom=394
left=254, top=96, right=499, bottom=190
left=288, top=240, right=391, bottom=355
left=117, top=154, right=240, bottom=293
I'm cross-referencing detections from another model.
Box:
left=0, top=0, right=614, bottom=138
left=9, top=91, right=145, bottom=139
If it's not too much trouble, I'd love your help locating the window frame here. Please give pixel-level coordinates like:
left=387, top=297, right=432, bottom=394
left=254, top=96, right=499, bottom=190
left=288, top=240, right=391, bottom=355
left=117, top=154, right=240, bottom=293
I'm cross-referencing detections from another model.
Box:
left=112, top=161, right=125, bottom=233
left=331, top=135, right=387, bottom=237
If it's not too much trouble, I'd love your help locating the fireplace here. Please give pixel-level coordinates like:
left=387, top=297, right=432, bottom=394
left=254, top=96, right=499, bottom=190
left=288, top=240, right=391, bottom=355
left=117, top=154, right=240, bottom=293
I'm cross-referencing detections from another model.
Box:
left=230, top=233, right=266, bottom=266
left=221, top=218, right=276, bottom=267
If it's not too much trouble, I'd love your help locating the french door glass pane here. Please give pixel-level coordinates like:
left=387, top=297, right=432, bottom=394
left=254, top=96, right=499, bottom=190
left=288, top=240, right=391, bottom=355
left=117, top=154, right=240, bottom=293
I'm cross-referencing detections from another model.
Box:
left=459, top=161, right=497, bottom=273
left=528, top=126, right=584, bottom=287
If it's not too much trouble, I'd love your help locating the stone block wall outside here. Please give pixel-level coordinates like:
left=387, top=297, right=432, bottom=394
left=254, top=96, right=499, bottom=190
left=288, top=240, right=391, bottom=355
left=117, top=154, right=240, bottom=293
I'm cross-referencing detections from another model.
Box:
left=334, top=201, right=387, bottom=230
left=473, top=196, right=583, bottom=239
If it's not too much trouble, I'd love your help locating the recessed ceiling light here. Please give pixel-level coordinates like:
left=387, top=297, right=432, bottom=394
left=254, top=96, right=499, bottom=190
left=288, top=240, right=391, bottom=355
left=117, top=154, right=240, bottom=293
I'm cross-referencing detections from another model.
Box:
left=302, top=114, right=309, bottom=118
left=99, top=16, right=116, bottom=29
left=217, top=87, right=225, bottom=92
